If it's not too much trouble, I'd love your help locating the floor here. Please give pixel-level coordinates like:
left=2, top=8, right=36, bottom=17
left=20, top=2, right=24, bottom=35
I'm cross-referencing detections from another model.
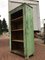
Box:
left=0, top=39, right=45, bottom=60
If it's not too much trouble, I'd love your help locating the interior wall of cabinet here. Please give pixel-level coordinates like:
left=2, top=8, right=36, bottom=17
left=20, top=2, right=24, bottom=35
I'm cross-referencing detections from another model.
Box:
left=10, top=9, right=24, bottom=55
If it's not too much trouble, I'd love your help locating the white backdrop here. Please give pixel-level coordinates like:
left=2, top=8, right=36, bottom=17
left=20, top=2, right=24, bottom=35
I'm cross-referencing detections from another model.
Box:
left=9, top=0, right=41, bottom=31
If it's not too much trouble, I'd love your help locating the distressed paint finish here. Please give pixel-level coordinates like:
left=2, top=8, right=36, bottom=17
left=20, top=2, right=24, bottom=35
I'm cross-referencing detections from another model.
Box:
left=23, top=5, right=27, bottom=56
left=23, top=4, right=34, bottom=57
left=25, top=5, right=34, bottom=56
left=9, top=13, right=12, bottom=50
left=9, top=3, right=34, bottom=57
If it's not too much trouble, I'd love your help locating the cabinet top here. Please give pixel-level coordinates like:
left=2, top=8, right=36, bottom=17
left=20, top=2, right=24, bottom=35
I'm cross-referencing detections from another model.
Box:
left=9, top=3, right=32, bottom=14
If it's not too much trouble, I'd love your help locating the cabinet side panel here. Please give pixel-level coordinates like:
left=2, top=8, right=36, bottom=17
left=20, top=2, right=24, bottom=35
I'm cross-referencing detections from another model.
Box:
left=9, top=13, right=12, bottom=51
left=25, top=5, right=34, bottom=57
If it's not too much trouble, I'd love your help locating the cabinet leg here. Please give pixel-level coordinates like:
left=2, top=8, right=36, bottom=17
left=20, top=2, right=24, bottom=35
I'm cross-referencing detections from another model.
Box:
left=25, top=56, right=29, bottom=60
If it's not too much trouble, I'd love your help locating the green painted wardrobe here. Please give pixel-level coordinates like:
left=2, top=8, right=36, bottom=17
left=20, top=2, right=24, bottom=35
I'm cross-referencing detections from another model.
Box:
left=9, top=3, right=34, bottom=58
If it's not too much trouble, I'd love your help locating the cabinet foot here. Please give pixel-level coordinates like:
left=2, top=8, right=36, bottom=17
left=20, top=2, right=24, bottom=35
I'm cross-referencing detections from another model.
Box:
left=25, top=56, right=29, bottom=60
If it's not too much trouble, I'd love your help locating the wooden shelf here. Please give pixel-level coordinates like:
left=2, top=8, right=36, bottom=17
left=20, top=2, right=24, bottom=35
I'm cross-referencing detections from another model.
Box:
left=11, top=50, right=24, bottom=56
left=11, top=16, right=23, bottom=21
left=11, top=29, right=23, bottom=31
left=12, top=40, right=23, bottom=42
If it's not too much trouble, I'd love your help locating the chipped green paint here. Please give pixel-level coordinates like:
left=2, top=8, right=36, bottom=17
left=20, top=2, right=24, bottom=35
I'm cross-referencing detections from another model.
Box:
left=9, top=3, right=34, bottom=57
left=23, top=4, right=34, bottom=57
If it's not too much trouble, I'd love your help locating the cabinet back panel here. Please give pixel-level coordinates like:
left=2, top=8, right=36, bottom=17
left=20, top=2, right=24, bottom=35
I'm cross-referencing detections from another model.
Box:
left=11, top=9, right=23, bottom=20
left=12, top=41, right=24, bottom=53
left=11, top=31, right=23, bottom=40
